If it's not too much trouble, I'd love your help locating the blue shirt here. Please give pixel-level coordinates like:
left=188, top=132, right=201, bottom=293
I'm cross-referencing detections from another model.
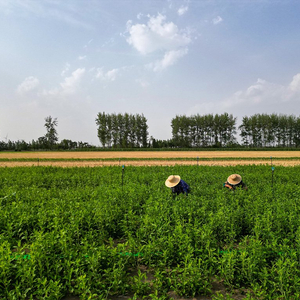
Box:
left=171, top=179, right=190, bottom=195
left=223, top=180, right=247, bottom=190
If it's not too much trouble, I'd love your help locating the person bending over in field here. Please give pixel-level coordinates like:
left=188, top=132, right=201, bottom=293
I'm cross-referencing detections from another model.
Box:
left=223, top=174, right=248, bottom=191
left=165, top=175, right=190, bottom=196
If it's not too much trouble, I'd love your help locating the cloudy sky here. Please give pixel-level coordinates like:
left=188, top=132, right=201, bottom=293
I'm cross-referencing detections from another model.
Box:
left=1, top=0, right=300, bottom=145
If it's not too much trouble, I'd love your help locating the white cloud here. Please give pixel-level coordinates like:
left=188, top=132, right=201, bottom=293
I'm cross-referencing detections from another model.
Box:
left=106, top=69, right=119, bottom=81
left=43, top=68, right=85, bottom=96
left=147, top=48, right=188, bottom=72
left=222, top=74, right=300, bottom=111
left=96, top=68, right=119, bottom=81
left=136, top=78, right=150, bottom=87
left=126, top=13, right=191, bottom=55
left=187, top=101, right=216, bottom=116
left=137, top=13, right=143, bottom=20
left=126, top=13, right=192, bottom=72
left=189, top=74, right=300, bottom=118
left=60, top=68, right=85, bottom=94
left=78, top=55, right=87, bottom=60
left=61, top=62, right=70, bottom=76
left=17, top=76, right=39, bottom=94
left=41, top=87, right=59, bottom=96
left=212, top=16, right=223, bottom=25
left=289, top=73, right=300, bottom=92
left=177, top=5, right=188, bottom=16
left=223, top=78, right=286, bottom=109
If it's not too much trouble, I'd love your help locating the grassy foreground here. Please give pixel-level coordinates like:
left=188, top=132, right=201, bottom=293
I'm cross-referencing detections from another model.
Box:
left=1, top=165, right=300, bottom=299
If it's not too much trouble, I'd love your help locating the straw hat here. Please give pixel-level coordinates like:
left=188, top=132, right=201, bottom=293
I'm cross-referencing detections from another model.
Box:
left=165, top=175, right=181, bottom=187
left=227, top=174, right=242, bottom=185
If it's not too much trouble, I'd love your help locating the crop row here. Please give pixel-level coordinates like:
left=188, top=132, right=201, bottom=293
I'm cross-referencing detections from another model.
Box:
left=0, top=165, right=300, bottom=299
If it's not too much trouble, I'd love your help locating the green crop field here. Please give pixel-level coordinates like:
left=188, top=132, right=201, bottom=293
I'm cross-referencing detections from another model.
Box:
left=1, top=165, right=300, bottom=299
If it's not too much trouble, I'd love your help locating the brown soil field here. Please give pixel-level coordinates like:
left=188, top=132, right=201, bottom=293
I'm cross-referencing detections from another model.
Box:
left=0, top=150, right=300, bottom=159
left=1, top=160, right=300, bottom=167
left=1, top=151, right=300, bottom=167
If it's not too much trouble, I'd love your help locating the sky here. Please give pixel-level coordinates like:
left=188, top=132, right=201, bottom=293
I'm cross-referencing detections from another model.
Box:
left=1, top=0, right=300, bottom=146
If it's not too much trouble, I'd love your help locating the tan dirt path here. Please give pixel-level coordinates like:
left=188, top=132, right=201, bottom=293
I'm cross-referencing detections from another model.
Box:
left=1, top=151, right=300, bottom=159
left=1, top=160, right=300, bottom=167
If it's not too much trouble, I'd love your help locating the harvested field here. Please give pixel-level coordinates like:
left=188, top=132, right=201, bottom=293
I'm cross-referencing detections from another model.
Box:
left=1, top=159, right=300, bottom=167
left=1, top=150, right=300, bottom=159
left=1, top=151, right=300, bottom=166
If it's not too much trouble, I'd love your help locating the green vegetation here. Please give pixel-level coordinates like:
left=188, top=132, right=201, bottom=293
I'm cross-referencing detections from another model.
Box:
left=2, top=113, right=300, bottom=151
left=1, top=165, right=300, bottom=299
left=171, top=113, right=300, bottom=148
left=44, top=116, right=59, bottom=149
left=96, top=112, right=148, bottom=148
left=171, top=113, right=237, bottom=148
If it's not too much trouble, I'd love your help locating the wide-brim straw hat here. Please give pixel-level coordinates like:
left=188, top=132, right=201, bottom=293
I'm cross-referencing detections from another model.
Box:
left=165, top=175, right=181, bottom=187
left=227, top=174, right=242, bottom=185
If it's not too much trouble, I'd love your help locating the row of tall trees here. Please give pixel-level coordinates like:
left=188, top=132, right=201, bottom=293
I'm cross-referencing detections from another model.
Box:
left=2, top=113, right=300, bottom=150
left=171, top=113, right=237, bottom=147
left=96, top=112, right=148, bottom=148
left=239, top=114, right=300, bottom=147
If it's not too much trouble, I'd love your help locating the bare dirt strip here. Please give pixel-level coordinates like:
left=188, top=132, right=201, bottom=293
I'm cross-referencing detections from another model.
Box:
left=1, top=160, right=300, bottom=167
left=1, top=151, right=300, bottom=159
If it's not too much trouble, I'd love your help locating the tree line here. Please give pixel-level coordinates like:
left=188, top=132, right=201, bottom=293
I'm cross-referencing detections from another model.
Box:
left=239, top=113, right=300, bottom=147
left=2, top=112, right=300, bottom=151
left=169, top=113, right=300, bottom=148
left=171, top=113, right=237, bottom=148
left=0, top=116, right=94, bottom=151
left=96, top=112, right=148, bottom=148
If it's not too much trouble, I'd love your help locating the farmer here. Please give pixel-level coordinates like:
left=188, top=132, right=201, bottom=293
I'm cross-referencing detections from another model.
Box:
left=223, top=174, right=248, bottom=191
left=165, top=175, right=190, bottom=196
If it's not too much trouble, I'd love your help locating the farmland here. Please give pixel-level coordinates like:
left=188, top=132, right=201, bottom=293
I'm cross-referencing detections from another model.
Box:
left=1, top=151, right=300, bottom=167
left=1, top=162, right=300, bottom=299
left=2, top=150, right=300, bottom=159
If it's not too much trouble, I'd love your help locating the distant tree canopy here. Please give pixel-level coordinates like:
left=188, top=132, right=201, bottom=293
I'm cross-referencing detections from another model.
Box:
left=239, top=113, right=300, bottom=148
left=0, top=138, right=94, bottom=151
left=96, top=112, right=149, bottom=148
left=2, top=112, right=300, bottom=151
left=171, top=113, right=237, bottom=148
left=0, top=116, right=94, bottom=151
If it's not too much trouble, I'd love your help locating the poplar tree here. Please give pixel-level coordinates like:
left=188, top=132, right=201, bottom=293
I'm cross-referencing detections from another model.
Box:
left=44, top=116, right=58, bottom=149
left=96, top=112, right=149, bottom=148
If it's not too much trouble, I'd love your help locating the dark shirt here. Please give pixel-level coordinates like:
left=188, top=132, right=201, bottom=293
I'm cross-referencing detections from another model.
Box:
left=223, top=180, right=247, bottom=190
left=171, top=179, right=190, bottom=195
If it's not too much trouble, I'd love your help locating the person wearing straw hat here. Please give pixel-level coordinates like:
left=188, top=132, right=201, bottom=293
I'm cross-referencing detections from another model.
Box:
left=165, top=175, right=190, bottom=196
left=224, top=174, right=247, bottom=191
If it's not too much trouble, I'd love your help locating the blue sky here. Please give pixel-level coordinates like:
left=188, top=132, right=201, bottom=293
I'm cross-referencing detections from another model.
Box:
left=1, top=0, right=300, bottom=145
